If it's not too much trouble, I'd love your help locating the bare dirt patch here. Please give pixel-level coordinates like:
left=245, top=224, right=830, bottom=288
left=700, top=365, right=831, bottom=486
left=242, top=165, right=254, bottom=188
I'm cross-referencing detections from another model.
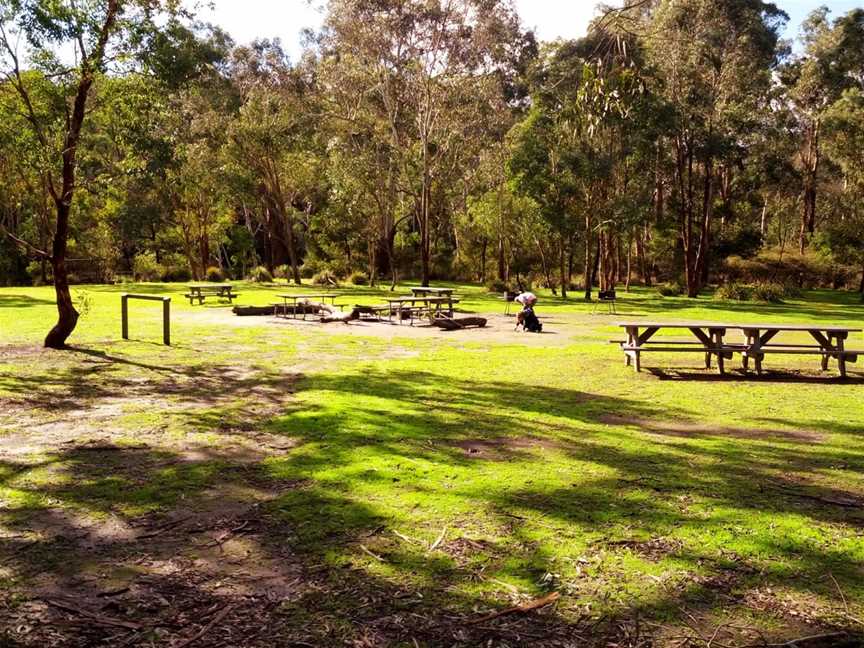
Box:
left=600, top=414, right=826, bottom=443
left=181, top=308, right=579, bottom=347
left=451, top=435, right=565, bottom=460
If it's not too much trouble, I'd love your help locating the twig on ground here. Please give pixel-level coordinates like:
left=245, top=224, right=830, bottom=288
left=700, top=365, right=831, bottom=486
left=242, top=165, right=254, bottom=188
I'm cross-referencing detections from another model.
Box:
left=393, top=530, right=420, bottom=544
left=428, top=527, right=447, bottom=552
left=139, top=516, right=192, bottom=539
left=766, top=633, right=851, bottom=647
left=359, top=544, right=385, bottom=562
left=829, top=572, right=849, bottom=615
left=42, top=598, right=143, bottom=630
left=466, top=592, right=561, bottom=625
left=172, top=602, right=238, bottom=648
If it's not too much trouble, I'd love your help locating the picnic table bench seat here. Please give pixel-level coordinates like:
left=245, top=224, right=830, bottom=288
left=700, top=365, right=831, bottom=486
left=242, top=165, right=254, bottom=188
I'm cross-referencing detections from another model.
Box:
left=613, top=321, right=863, bottom=378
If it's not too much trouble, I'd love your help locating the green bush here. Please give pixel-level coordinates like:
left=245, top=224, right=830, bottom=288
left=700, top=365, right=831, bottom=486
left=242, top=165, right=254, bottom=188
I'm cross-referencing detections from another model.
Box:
left=657, top=281, right=684, bottom=297
left=312, top=270, right=338, bottom=287
left=715, top=282, right=752, bottom=302
left=161, top=265, right=192, bottom=282
left=301, top=259, right=326, bottom=279
left=274, top=264, right=291, bottom=280
left=205, top=266, right=225, bottom=282
left=486, top=278, right=509, bottom=293
left=248, top=266, right=273, bottom=283
left=348, top=270, right=369, bottom=286
left=751, top=282, right=785, bottom=304
left=133, top=252, right=164, bottom=282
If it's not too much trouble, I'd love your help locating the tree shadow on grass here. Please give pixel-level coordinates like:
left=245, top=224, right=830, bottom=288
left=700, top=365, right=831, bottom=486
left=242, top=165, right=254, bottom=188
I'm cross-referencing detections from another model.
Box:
left=0, top=295, right=56, bottom=308
left=2, top=360, right=864, bottom=645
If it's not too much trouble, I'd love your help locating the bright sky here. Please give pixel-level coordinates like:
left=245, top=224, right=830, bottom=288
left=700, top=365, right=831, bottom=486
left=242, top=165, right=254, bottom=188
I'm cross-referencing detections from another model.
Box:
left=196, top=0, right=863, bottom=60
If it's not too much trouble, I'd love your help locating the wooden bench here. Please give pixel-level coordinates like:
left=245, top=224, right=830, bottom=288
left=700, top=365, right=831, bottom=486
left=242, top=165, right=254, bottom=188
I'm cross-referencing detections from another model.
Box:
left=186, top=284, right=238, bottom=305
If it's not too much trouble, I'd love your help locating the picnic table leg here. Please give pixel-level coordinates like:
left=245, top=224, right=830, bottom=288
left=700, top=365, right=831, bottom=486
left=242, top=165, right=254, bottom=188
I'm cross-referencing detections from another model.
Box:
left=623, top=327, right=636, bottom=367
left=716, top=332, right=726, bottom=376
left=837, top=335, right=847, bottom=378
left=821, top=335, right=833, bottom=371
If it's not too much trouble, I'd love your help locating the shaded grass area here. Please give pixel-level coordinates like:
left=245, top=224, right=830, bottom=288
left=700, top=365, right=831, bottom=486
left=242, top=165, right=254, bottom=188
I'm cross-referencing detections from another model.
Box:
left=1, top=284, right=864, bottom=646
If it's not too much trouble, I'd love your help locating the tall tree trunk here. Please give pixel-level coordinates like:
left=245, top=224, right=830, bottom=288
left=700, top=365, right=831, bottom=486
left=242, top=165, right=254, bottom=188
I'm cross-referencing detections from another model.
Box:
left=282, top=208, right=302, bottom=286
left=559, top=237, right=568, bottom=299
left=800, top=120, right=820, bottom=254
left=497, top=233, right=506, bottom=282
left=589, top=237, right=601, bottom=297
left=859, top=261, right=864, bottom=295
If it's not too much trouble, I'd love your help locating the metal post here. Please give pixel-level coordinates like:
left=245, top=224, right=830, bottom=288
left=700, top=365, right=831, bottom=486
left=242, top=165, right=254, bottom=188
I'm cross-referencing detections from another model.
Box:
left=122, top=294, right=129, bottom=340
left=163, top=298, right=171, bottom=346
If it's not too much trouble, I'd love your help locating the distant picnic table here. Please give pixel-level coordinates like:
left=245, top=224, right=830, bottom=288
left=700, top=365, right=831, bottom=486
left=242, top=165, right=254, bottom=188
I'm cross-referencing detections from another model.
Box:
left=276, top=293, right=340, bottom=320
left=616, top=321, right=863, bottom=378
left=383, top=296, right=460, bottom=325
left=186, top=284, right=238, bottom=305
left=409, top=287, right=455, bottom=298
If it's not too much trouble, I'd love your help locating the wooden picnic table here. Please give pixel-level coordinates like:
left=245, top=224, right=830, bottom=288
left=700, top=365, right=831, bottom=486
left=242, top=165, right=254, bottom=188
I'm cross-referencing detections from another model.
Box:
left=384, top=296, right=460, bottom=325
left=616, top=321, right=863, bottom=378
left=186, top=284, right=238, bottom=305
left=276, top=293, right=340, bottom=320
left=409, top=287, right=455, bottom=298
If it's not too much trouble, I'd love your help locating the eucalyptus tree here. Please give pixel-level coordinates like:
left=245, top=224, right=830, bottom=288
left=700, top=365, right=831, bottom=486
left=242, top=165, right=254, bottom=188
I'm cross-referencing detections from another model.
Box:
left=0, top=0, right=189, bottom=347
left=321, top=0, right=526, bottom=286
left=226, top=43, right=323, bottom=285
left=645, top=0, right=787, bottom=296
left=781, top=8, right=864, bottom=252
left=822, top=88, right=864, bottom=293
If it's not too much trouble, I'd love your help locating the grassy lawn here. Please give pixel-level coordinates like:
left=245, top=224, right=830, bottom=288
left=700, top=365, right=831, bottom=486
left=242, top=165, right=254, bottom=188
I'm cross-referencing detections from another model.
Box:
left=1, top=282, right=863, bottom=647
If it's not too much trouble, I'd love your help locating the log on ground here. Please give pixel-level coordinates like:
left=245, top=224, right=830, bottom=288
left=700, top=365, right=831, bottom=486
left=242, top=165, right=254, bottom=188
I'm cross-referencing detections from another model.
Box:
left=432, top=317, right=487, bottom=330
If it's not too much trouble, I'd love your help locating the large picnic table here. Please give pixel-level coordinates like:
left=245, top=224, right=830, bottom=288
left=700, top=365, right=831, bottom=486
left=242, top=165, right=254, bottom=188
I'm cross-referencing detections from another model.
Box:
left=276, top=293, right=340, bottom=320
left=384, top=296, right=461, bottom=325
left=186, top=284, right=238, bottom=305
left=617, top=321, right=863, bottom=378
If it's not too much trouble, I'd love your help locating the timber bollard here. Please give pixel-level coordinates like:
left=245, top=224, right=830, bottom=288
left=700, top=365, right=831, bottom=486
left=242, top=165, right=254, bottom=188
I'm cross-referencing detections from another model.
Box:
left=121, top=294, right=171, bottom=346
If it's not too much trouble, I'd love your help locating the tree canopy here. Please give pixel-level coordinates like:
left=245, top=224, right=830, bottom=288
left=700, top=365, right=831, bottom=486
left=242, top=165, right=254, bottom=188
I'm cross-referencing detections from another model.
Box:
left=2, top=0, right=864, bottom=344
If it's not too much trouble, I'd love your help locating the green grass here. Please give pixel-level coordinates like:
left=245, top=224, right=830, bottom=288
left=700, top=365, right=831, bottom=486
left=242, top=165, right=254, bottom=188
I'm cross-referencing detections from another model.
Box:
left=1, top=281, right=864, bottom=645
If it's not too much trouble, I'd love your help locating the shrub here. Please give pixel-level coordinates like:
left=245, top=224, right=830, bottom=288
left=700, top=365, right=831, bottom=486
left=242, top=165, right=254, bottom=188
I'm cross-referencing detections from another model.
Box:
left=312, top=269, right=338, bottom=287
left=274, top=264, right=292, bottom=280
left=751, top=282, right=785, bottom=304
left=205, top=266, right=225, bottom=282
left=248, top=266, right=273, bottom=283
left=486, top=278, right=509, bottom=293
left=657, top=281, right=684, bottom=297
left=348, top=270, right=369, bottom=286
left=300, top=259, right=325, bottom=279
left=715, top=282, right=752, bottom=302
left=161, top=265, right=192, bottom=283
left=133, top=252, right=164, bottom=282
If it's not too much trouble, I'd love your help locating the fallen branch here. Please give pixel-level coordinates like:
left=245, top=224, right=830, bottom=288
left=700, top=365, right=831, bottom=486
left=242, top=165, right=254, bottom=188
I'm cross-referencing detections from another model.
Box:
left=359, top=544, right=385, bottom=562
left=42, top=598, right=143, bottom=630
left=138, top=516, right=192, bottom=539
left=172, top=602, right=238, bottom=648
left=767, top=632, right=852, bottom=648
left=466, top=592, right=561, bottom=625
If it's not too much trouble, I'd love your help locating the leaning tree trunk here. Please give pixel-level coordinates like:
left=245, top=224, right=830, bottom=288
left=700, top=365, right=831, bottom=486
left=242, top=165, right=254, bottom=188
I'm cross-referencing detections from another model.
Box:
left=44, top=202, right=79, bottom=349
left=43, top=0, right=118, bottom=348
